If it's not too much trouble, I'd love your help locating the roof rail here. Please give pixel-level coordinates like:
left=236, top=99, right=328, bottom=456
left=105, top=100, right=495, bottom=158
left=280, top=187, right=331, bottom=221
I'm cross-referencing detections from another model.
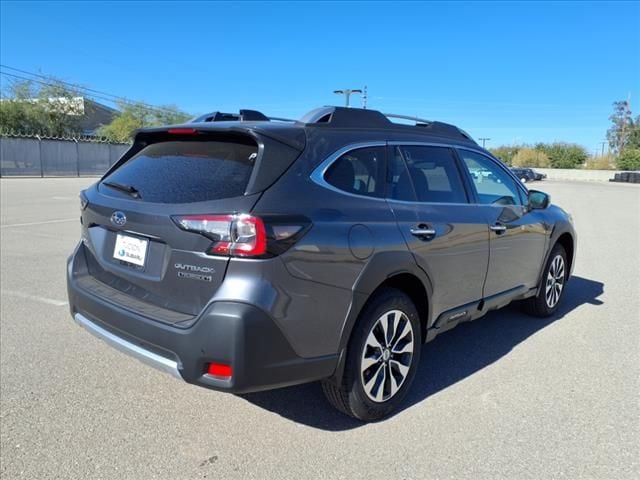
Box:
left=383, top=112, right=432, bottom=125
left=299, top=106, right=475, bottom=143
left=187, top=106, right=475, bottom=143
left=190, top=109, right=296, bottom=123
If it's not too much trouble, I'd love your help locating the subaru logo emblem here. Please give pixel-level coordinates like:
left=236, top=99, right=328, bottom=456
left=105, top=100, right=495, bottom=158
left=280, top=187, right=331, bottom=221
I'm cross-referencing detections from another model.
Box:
left=110, top=211, right=127, bottom=227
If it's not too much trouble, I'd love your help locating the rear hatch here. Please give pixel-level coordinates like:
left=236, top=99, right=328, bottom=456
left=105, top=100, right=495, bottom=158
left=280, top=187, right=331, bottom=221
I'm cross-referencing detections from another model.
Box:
left=79, top=128, right=302, bottom=325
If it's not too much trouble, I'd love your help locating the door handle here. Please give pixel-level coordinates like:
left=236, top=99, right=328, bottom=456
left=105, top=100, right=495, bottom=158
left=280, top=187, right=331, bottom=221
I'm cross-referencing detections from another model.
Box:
left=489, top=224, right=507, bottom=234
left=410, top=226, right=436, bottom=238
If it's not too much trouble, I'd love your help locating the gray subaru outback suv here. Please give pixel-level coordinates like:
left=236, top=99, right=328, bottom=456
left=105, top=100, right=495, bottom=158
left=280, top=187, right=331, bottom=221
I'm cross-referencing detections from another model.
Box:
left=67, top=106, right=576, bottom=421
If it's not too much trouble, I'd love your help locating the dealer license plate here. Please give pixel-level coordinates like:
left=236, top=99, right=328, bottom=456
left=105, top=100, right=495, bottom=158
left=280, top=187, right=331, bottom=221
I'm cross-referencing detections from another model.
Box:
left=113, top=233, right=148, bottom=267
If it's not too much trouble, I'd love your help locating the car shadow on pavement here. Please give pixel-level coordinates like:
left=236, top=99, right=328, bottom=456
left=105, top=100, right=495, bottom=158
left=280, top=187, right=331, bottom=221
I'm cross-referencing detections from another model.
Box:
left=239, top=275, right=603, bottom=431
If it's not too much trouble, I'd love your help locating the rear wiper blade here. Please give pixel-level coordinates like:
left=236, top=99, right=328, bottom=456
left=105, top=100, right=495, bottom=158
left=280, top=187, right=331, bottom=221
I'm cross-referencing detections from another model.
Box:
left=102, top=181, right=142, bottom=199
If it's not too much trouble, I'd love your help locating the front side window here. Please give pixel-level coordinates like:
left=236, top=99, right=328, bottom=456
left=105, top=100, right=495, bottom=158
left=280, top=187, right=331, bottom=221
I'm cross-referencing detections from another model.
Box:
left=458, top=150, right=523, bottom=206
left=388, top=146, right=468, bottom=204
left=324, top=147, right=385, bottom=197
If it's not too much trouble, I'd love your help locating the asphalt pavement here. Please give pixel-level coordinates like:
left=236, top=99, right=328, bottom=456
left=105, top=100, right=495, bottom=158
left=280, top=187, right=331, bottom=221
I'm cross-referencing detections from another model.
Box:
left=1, top=178, right=638, bottom=479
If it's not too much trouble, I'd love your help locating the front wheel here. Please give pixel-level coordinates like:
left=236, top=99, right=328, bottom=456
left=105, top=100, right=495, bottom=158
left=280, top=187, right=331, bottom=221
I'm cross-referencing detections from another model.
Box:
left=322, top=288, right=422, bottom=421
left=523, top=244, right=568, bottom=317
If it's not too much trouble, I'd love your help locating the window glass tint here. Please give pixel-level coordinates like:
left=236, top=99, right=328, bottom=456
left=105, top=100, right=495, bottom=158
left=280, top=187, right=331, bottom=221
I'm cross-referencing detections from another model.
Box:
left=458, top=150, right=523, bottom=206
left=324, top=147, right=385, bottom=197
left=102, top=139, right=257, bottom=203
left=388, top=148, right=416, bottom=201
left=389, top=146, right=467, bottom=203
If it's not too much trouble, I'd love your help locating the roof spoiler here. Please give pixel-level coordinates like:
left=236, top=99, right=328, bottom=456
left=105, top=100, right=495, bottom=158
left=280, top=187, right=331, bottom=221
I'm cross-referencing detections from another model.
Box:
left=190, top=109, right=296, bottom=123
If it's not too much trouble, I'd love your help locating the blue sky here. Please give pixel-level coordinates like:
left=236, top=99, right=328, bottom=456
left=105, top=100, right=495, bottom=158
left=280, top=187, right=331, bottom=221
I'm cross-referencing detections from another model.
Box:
left=1, top=1, right=639, bottom=152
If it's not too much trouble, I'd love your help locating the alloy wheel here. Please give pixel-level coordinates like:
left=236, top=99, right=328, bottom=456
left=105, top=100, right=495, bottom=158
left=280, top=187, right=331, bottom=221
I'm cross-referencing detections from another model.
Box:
left=360, top=310, right=415, bottom=403
left=545, top=255, right=565, bottom=308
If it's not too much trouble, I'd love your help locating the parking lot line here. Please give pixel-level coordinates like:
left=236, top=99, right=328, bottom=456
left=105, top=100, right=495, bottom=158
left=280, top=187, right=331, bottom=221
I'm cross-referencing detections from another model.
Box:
left=1, top=290, right=69, bottom=307
left=0, top=218, right=77, bottom=228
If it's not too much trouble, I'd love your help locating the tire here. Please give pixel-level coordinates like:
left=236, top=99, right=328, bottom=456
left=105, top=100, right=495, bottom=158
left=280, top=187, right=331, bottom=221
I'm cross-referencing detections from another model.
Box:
left=322, top=288, right=422, bottom=421
left=523, top=244, right=568, bottom=317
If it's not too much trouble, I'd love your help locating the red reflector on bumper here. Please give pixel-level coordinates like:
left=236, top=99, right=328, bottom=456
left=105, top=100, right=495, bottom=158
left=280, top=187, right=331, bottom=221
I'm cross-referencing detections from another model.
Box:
left=207, top=363, right=232, bottom=378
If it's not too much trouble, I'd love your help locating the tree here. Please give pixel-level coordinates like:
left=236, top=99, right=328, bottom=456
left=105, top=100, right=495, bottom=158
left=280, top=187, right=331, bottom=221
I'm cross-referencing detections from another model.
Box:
left=626, top=117, right=640, bottom=150
left=489, top=146, right=521, bottom=165
left=617, top=148, right=640, bottom=171
left=97, top=102, right=190, bottom=142
left=153, top=105, right=192, bottom=126
left=0, top=78, right=83, bottom=136
left=512, top=148, right=551, bottom=168
left=535, top=142, right=587, bottom=169
left=607, top=100, right=634, bottom=155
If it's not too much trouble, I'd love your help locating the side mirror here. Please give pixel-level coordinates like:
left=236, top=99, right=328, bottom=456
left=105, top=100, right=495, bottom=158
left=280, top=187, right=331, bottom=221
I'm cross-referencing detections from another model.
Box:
left=528, top=190, right=550, bottom=209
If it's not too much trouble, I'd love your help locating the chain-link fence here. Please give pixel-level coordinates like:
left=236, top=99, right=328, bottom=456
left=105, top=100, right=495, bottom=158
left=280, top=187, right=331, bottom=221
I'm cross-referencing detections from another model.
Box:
left=0, top=133, right=130, bottom=177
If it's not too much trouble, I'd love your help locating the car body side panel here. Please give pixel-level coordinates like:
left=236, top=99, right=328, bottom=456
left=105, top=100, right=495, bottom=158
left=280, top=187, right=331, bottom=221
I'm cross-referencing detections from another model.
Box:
left=387, top=200, right=489, bottom=321
left=344, top=249, right=435, bottom=337
left=481, top=204, right=551, bottom=296
left=534, top=206, right=577, bottom=285
left=212, top=256, right=353, bottom=358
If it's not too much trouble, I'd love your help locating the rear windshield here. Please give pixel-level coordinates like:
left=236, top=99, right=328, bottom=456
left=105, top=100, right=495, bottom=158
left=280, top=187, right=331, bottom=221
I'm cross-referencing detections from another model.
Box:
left=101, top=139, right=258, bottom=203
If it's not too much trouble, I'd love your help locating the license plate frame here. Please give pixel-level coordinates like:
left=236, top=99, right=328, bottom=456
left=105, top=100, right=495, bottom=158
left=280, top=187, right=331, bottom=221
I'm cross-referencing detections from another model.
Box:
left=113, top=233, right=149, bottom=267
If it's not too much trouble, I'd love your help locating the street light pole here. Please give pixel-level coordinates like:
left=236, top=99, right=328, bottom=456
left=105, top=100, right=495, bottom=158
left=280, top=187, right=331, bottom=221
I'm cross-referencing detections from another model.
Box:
left=333, top=89, right=363, bottom=108
left=479, top=137, right=491, bottom=148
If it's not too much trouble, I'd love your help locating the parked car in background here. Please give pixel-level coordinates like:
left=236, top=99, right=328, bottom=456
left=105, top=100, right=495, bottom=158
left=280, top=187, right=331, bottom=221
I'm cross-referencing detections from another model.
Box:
left=67, top=106, right=576, bottom=421
left=530, top=168, right=547, bottom=181
left=511, top=168, right=531, bottom=182
left=511, top=167, right=547, bottom=182
left=510, top=167, right=533, bottom=182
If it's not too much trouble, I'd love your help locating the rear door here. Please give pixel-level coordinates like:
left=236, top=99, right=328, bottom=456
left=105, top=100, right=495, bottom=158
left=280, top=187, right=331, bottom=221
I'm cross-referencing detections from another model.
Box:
left=80, top=133, right=266, bottom=320
left=456, top=149, right=549, bottom=298
left=386, top=144, right=489, bottom=323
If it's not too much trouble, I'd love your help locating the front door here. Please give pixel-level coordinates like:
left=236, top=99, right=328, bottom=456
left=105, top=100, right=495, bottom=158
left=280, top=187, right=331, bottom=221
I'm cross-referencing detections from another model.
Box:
left=456, top=149, right=549, bottom=299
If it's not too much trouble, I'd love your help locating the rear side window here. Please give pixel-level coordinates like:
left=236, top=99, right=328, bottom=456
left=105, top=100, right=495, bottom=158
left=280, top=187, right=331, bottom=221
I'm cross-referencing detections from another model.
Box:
left=389, top=146, right=468, bottom=203
left=102, top=139, right=258, bottom=203
left=324, top=147, right=385, bottom=197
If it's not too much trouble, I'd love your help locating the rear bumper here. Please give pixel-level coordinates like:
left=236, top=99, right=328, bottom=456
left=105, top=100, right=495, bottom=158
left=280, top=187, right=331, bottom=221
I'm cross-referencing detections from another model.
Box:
left=74, top=312, right=182, bottom=379
left=67, top=246, right=338, bottom=394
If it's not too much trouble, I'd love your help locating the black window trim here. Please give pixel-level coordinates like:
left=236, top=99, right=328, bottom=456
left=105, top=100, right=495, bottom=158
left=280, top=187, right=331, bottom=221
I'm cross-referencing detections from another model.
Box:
left=311, top=141, right=529, bottom=206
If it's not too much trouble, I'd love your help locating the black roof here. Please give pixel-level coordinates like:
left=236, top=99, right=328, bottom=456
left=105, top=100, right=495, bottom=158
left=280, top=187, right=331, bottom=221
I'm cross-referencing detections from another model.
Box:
left=136, top=106, right=477, bottom=148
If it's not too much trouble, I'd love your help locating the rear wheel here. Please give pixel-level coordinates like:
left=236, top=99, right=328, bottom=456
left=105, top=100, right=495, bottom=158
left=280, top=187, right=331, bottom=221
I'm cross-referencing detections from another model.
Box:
left=322, top=288, right=422, bottom=421
left=523, top=244, right=567, bottom=317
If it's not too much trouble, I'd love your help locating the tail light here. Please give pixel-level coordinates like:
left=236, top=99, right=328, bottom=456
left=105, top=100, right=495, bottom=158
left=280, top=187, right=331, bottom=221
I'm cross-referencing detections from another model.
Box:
left=172, top=214, right=309, bottom=258
left=167, top=128, right=199, bottom=135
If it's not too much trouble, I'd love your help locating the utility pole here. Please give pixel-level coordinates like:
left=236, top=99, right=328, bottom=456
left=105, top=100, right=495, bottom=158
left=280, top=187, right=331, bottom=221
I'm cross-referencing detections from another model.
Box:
left=362, top=86, right=368, bottom=109
left=620, top=93, right=631, bottom=156
left=600, top=141, right=607, bottom=157
left=479, top=137, right=491, bottom=148
left=333, top=89, right=362, bottom=108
